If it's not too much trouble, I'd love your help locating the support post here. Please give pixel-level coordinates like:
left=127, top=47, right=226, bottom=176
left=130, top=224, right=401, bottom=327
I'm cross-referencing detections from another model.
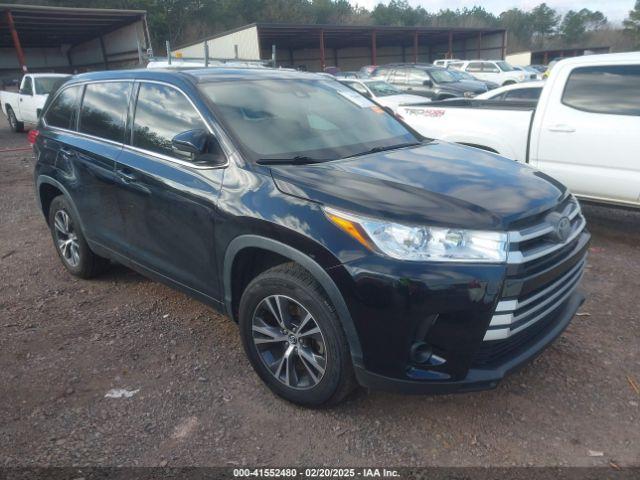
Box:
left=477, top=32, right=482, bottom=59
left=289, top=48, right=294, bottom=67
left=271, top=44, right=276, bottom=67
left=543, top=51, right=548, bottom=64
left=5, top=10, right=27, bottom=73
left=204, top=42, right=209, bottom=67
left=319, top=29, right=326, bottom=71
left=413, top=31, right=418, bottom=63
left=401, top=45, right=406, bottom=63
left=166, top=40, right=172, bottom=65
left=448, top=31, right=453, bottom=59
left=501, top=31, right=506, bottom=59
left=371, top=30, right=377, bottom=65
left=99, top=35, right=109, bottom=70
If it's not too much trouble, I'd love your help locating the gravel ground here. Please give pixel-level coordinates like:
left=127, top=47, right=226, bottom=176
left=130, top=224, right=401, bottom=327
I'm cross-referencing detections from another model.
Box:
left=0, top=126, right=639, bottom=468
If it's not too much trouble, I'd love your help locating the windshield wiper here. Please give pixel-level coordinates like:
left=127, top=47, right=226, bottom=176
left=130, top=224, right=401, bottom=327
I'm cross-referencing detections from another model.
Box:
left=256, top=156, right=326, bottom=166
left=345, top=142, right=421, bottom=159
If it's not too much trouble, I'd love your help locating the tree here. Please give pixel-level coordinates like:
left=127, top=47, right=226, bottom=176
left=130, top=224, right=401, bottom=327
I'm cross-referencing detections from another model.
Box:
left=559, top=9, right=608, bottom=45
left=623, top=0, right=640, bottom=47
left=529, top=3, right=559, bottom=45
left=500, top=8, right=534, bottom=50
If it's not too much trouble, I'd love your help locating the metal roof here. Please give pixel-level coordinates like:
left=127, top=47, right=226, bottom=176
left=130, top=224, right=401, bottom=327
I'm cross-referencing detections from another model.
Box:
left=176, top=22, right=505, bottom=51
left=0, top=3, right=146, bottom=48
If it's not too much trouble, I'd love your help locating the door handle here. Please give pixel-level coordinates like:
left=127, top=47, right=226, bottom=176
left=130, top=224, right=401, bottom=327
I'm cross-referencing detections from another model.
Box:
left=117, top=169, right=138, bottom=182
left=547, top=124, right=575, bottom=133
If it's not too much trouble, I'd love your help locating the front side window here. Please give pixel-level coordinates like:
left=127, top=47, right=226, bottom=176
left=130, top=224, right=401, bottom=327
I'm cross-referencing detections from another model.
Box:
left=79, top=82, right=131, bottom=143
left=482, top=62, right=500, bottom=73
left=562, top=65, right=640, bottom=116
left=496, top=61, right=515, bottom=72
left=199, top=78, right=418, bottom=162
left=21, top=77, right=33, bottom=95
left=466, top=62, right=483, bottom=73
left=429, top=69, right=456, bottom=84
left=407, top=68, right=428, bottom=85
left=45, top=85, right=82, bottom=130
left=391, top=68, right=407, bottom=84
left=132, top=83, right=207, bottom=160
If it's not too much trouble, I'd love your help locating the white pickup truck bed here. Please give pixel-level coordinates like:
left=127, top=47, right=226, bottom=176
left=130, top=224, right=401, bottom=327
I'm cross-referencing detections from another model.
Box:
left=400, top=99, right=536, bottom=162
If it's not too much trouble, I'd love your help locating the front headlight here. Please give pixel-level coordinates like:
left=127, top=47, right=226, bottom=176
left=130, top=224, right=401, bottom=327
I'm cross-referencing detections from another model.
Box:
left=324, top=207, right=508, bottom=263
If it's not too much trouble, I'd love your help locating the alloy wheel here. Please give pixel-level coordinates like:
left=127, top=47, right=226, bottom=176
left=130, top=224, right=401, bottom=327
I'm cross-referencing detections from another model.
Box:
left=53, top=209, right=81, bottom=267
left=251, top=295, right=327, bottom=390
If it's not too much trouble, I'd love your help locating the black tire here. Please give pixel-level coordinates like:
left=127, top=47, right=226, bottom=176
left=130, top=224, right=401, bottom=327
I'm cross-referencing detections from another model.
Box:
left=48, top=195, right=110, bottom=279
left=239, top=262, right=356, bottom=407
left=6, top=106, right=24, bottom=133
left=503, top=80, right=516, bottom=86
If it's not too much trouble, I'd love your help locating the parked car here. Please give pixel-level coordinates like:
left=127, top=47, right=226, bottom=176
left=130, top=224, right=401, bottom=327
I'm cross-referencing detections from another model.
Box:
left=446, top=68, right=498, bottom=91
left=339, top=78, right=426, bottom=113
left=513, top=65, right=543, bottom=80
left=1, top=73, right=70, bottom=132
left=398, top=53, right=640, bottom=208
left=433, top=59, right=461, bottom=68
left=336, top=71, right=359, bottom=79
left=34, top=68, right=589, bottom=406
left=449, top=60, right=530, bottom=85
left=358, top=65, right=378, bottom=77
left=475, top=81, right=544, bottom=102
left=372, top=64, right=486, bottom=99
left=529, top=64, right=547, bottom=73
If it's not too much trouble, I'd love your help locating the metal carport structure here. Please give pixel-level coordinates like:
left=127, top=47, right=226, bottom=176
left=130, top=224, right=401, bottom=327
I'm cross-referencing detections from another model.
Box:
left=0, top=3, right=151, bottom=78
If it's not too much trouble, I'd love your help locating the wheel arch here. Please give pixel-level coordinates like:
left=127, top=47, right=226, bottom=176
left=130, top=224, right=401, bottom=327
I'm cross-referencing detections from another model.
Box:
left=36, top=176, right=84, bottom=231
left=224, top=235, right=363, bottom=367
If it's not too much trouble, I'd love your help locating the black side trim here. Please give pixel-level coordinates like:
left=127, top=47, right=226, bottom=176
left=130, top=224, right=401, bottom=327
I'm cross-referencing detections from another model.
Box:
left=223, top=235, right=363, bottom=367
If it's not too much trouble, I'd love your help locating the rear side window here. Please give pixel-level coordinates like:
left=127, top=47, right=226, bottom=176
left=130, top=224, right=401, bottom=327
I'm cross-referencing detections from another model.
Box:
left=45, top=85, right=81, bottom=130
left=562, top=65, right=640, bottom=116
left=132, top=83, right=207, bottom=160
left=504, top=88, right=542, bottom=101
left=79, top=82, right=132, bottom=143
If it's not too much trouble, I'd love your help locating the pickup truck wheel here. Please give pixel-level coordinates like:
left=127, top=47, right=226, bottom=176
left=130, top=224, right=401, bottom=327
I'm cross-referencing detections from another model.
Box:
left=48, top=195, right=110, bottom=278
left=6, top=107, right=24, bottom=133
left=238, top=263, right=356, bottom=407
left=503, top=80, right=516, bottom=86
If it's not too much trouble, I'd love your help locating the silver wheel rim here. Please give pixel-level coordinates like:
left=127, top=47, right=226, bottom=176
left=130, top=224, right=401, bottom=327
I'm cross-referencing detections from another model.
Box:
left=8, top=110, right=16, bottom=128
left=53, top=209, right=81, bottom=267
left=252, top=295, right=327, bottom=390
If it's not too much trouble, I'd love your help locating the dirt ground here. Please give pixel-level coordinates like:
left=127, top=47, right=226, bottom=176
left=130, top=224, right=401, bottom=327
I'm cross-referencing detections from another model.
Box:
left=1, top=125, right=638, bottom=468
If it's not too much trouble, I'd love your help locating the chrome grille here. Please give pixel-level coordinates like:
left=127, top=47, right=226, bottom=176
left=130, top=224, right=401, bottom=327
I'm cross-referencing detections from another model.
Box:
left=483, top=195, right=588, bottom=342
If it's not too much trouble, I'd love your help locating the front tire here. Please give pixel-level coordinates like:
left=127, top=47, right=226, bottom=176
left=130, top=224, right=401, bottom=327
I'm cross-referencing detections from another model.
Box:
left=48, top=195, right=109, bottom=278
left=239, top=263, right=356, bottom=407
left=6, top=106, right=24, bottom=132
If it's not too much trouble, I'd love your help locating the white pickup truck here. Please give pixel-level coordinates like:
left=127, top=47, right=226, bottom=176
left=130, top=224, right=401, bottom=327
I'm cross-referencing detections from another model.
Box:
left=1, top=73, right=70, bottom=132
left=399, top=52, right=640, bottom=208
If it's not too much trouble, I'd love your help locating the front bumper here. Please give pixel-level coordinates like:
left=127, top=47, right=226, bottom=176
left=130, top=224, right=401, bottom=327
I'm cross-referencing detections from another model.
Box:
left=353, top=290, right=584, bottom=394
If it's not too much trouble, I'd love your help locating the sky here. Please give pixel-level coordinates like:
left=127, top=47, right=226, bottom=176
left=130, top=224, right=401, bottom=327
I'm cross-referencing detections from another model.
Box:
left=348, top=0, right=634, bottom=23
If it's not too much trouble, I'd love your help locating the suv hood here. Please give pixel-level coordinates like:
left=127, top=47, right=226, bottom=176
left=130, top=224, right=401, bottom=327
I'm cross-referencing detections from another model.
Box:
left=271, top=141, right=566, bottom=230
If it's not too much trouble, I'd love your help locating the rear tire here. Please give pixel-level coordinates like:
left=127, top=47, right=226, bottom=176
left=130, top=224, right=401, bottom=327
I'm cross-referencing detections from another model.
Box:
left=239, top=262, right=356, bottom=407
left=6, top=106, right=24, bottom=132
left=48, top=195, right=110, bottom=279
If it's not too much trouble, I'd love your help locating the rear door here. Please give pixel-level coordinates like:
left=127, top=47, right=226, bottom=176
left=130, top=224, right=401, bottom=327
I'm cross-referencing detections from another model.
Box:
left=113, top=81, right=225, bottom=300
left=532, top=63, right=640, bottom=205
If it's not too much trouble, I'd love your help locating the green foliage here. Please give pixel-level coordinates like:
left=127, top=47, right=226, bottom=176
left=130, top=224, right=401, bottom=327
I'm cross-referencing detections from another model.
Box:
left=624, top=0, right=640, bottom=47
left=559, top=8, right=608, bottom=44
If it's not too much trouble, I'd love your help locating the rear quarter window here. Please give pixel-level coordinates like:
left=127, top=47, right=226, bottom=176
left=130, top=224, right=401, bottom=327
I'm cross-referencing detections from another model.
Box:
left=562, top=65, right=640, bottom=116
left=44, top=85, right=82, bottom=130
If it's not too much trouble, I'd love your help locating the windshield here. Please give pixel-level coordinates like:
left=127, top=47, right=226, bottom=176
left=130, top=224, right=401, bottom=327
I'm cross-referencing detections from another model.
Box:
left=34, top=76, right=70, bottom=95
left=366, top=81, right=401, bottom=97
left=496, top=61, right=515, bottom=72
left=199, top=79, right=417, bottom=162
left=428, top=69, right=456, bottom=84
left=449, top=70, right=473, bottom=81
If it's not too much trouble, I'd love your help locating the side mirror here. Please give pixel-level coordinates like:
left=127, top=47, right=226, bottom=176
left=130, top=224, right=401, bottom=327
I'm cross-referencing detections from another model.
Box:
left=423, top=79, right=433, bottom=88
left=171, top=129, right=226, bottom=166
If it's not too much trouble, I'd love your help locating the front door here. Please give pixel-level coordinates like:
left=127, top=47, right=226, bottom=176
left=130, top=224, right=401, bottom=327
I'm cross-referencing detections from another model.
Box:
left=20, top=77, right=38, bottom=124
left=113, top=81, right=225, bottom=300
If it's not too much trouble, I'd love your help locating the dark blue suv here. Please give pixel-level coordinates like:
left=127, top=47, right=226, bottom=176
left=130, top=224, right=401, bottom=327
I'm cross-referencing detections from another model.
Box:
left=33, top=68, right=589, bottom=406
